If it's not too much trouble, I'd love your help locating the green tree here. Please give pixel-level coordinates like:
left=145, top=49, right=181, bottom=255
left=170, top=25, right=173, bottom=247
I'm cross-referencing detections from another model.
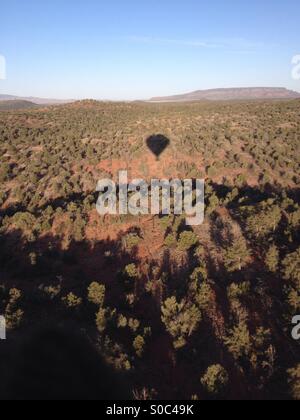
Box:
left=225, top=322, right=251, bottom=361
left=96, top=308, right=107, bottom=333
left=283, top=248, right=300, bottom=289
left=164, top=234, right=176, bottom=248
left=0, top=162, right=10, bottom=182
left=124, top=233, right=141, bottom=250
left=223, top=238, right=250, bottom=272
left=128, top=318, right=140, bottom=332
left=265, top=244, right=279, bottom=273
left=88, top=282, right=106, bottom=306
left=191, top=264, right=208, bottom=283
left=178, top=231, right=198, bottom=252
left=227, top=281, right=251, bottom=300
left=124, top=263, right=138, bottom=279
left=161, top=297, right=201, bottom=349
left=194, top=282, right=214, bottom=311
left=287, top=365, right=300, bottom=400
left=118, top=314, right=128, bottom=328
left=288, top=288, right=300, bottom=311
left=29, top=252, right=37, bottom=266
left=246, top=206, right=282, bottom=239
left=5, top=288, right=24, bottom=330
left=133, top=335, right=145, bottom=357
left=62, top=292, right=82, bottom=308
left=206, top=194, right=219, bottom=215
left=201, top=364, right=229, bottom=395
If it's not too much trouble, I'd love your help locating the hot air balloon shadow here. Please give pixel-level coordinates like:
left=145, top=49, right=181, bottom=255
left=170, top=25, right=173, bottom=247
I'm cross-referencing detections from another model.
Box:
left=146, top=134, right=170, bottom=161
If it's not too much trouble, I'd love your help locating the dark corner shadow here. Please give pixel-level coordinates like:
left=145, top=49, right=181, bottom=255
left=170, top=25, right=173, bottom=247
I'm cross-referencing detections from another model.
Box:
left=0, top=230, right=138, bottom=400
left=0, top=323, right=131, bottom=400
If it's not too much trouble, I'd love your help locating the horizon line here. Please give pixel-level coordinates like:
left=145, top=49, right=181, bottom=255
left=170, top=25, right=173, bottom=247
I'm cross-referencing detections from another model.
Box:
left=1, top=85, right=300, bottom=103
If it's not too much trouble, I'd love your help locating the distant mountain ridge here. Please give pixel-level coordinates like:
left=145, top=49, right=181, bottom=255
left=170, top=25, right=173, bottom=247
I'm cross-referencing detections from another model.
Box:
left=150, top=87, right=300, bottom=102
left=0, top=100, right=38, bottom=111
left=1, top=88, right=300, bottom=105
left=0, top=94, right=73, bottom=105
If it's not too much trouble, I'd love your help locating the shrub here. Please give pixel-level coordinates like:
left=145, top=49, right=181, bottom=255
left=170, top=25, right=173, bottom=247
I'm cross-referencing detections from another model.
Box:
left=164, top=234, right=176, bottom=248
left=178, top=231, right=198, bottom=251
left=41, top=285, right=61, bottom=300
left=124, top=233, right=141, bottom=250
left=159, top=216, right=173, bottom=232
left=62, top=292, right=82, bottom=308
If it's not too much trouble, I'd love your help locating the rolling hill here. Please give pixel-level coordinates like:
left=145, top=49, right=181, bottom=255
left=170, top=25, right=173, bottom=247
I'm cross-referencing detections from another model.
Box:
left=0, top=100, right=39, bottom=111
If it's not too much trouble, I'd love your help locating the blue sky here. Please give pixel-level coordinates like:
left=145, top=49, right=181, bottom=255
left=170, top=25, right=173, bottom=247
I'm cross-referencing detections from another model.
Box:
left=0, top=0, right=300, bottom=100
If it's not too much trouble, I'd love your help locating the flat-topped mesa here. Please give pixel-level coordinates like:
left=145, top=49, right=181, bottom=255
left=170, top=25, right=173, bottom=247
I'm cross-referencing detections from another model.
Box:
left=150, top=87, right=300, bottom=102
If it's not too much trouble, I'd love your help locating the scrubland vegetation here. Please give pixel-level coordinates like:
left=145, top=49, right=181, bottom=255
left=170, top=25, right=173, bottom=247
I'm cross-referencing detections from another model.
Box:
left=0, top=99, right=299, bottom=399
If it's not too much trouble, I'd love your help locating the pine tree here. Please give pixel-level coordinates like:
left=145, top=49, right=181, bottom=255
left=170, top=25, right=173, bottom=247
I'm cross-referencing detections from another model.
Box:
left=201, top=365, right=229, bottom=395
left=246, top=206, right=282, bottom=238
left=133, top=335, right=145, bottom=357
left=161, top=297, right=201, bottom=349
left=194, top=282, right=214, bottom=311
left=88, top=282, right=106, bottom=306
left=124, top=263, right=138, bottom=279
left=283, top=248, right=300, bottom=289
left=288, top=288, right=300, bottom=311
left=62, top=292, right=82, bottom=308
left=223, top=238, right=250, bottom=272
left=287, top=365, right=300, bottom=400
left=265, top=244, right=279, bottom=273
left=178, top=231, right=199, bottom=252
left=225, top=322, right=251, bottom=361
left=96, top=308, right=107, bottom=333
